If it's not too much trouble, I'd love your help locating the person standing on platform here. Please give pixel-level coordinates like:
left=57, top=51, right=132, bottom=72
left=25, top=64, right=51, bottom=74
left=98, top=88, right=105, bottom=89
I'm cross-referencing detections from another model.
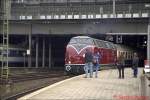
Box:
left=93, top=51, right=101, bottom=78
left=117, top=53, right=125, bottom=79
left=132, top=52, right=139, bottom=78
left=84, top=49, right=93, bottom=78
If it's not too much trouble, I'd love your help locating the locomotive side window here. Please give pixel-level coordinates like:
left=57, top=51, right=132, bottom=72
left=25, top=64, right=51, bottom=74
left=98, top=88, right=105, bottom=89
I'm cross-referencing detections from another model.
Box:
left=107, top=42, right=114, bottom=49
left=110, top=43, right=116, bottom=49
left=97, top=40, right=103, bottom=47
left=94, top=39, right=100, bottom=47
left=101, top=41, right=106, bottom=48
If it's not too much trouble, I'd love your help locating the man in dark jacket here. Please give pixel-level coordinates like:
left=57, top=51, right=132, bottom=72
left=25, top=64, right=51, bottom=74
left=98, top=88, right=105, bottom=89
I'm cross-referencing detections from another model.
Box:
left=84, top=49, right=93, bottom=78
left=132, top=53, right=139, bottom=78
left=117, top=53, right=125, bottom=79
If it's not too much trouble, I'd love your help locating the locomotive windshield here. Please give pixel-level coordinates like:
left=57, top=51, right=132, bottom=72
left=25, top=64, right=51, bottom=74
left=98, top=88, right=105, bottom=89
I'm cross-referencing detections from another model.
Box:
left=69, top=38, right=93, bottom=45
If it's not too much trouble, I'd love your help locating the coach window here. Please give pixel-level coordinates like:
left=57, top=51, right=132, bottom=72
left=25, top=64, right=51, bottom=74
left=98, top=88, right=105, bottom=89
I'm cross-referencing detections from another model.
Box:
left=128, top=52, right=130, bottom=59
left=120, top=52, right=122, bottom=56
left=127, top=52, right=129, bottom=59
left=125, top=52, right=127, bottom=59
left=130, top=52, right=132, bottom=59
left=126, top=52, right=128, bottom=59
left=129, top=52, right=131, bottom=59
left=130, top=52, right=133, bottom=59
left=118, top=51, right=121, bottom=55
left=118, top=51, right=121, bottom=56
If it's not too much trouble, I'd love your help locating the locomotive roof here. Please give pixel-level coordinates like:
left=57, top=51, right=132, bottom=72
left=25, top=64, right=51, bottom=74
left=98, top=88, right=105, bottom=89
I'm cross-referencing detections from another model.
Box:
left=71, top=36, right=116, bottom=49
left=73, top=36, right=109, bottom=42
left=73, top=36, right=114, bottom=44
left=73, top=36, right=91, bottom=38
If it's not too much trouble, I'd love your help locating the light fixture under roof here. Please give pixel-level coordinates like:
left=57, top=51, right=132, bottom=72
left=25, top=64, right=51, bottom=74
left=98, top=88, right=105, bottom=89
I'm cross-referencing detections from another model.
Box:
left=145, top=4, right=150, bottom=8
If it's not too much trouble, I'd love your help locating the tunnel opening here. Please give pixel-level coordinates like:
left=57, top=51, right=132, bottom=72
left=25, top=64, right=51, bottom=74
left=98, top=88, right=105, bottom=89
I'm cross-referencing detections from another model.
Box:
left=50, top=34, right=78, bottom=70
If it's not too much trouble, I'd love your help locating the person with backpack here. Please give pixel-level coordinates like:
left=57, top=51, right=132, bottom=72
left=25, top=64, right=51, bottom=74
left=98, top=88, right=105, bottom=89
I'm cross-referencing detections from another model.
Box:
left=93, top=50, right=101, bottom=78
left=84, top=49, right=93, bottom=78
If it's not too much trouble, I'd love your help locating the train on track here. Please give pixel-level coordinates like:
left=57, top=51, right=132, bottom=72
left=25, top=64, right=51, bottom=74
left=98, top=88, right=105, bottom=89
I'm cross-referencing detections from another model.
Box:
left=0, top=44, right=26, bottom=67
left=65, top=36, right=135, bottom=74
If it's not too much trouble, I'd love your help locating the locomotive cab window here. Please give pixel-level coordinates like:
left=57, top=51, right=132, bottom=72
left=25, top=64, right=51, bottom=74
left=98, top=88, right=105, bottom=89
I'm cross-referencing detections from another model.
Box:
left=105, top=42, right=110, bottom=49
left=69, top=38, right=93, bottom=45
left=95, top=40, right=103, bottom=47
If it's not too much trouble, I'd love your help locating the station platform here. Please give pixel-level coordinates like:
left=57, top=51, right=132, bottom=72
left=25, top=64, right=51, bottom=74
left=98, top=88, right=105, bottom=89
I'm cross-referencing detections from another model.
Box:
left=18, top=68, right=148, bottom=100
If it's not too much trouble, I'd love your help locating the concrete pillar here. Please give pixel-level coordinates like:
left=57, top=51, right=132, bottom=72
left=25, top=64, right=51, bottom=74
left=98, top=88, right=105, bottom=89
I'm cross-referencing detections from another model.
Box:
left=148, top=24, right=150, bottom=61
left=28, top=24, right=32, bottom=68
left=42, top=37, right=45, bottom=68
left=49, top=41, right=51, bottom=69
left=35, top=36, right=39, bottom=68
left=113, top=0, right=116, bottom=17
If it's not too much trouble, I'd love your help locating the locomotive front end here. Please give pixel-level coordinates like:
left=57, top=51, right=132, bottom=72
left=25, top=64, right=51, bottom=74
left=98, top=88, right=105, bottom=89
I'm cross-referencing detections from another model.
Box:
left=65, top=36, right=94, bottom=74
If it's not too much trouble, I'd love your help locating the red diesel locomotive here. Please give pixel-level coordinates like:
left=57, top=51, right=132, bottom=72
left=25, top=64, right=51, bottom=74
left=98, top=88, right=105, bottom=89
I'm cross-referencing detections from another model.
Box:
left=65, top=36, right=117, bottom=74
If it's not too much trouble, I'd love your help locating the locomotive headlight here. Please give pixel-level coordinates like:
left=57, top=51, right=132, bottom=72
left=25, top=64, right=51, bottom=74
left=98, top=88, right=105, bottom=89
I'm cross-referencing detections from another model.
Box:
left=66, top=65, right=71, bottom=71
left=83, top=54, right=85, bottom=57
left=68, top=61, right=71, bottom=64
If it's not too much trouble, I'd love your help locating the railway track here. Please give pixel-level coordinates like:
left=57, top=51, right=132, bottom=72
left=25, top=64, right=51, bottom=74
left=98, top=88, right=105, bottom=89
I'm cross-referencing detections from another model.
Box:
left=0, top=70, right=73, bottom=100
left=0, top=67, right=116, bottom=100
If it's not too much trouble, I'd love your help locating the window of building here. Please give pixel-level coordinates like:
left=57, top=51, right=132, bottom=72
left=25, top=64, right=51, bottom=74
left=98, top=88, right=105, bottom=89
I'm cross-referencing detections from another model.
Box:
left=81, top=15, right=87, bottom=19
left=68, top=15, right=73, bottom=19
left=96, top=14, right=101, bottom=18
left=117, top=14, right=123, bottom=18
left=40, top=15, right=45, bottom=19
left=125, top=13, right=131, bottom=18
left=133, top=13, right=139, bottom=18
left=27, top=15, right=32, bottom=19
left=19, top=15, right=26, bottom=20
left=74, top=15, right=79, bottom=19
left=47, top=15, right=52, bottom=19
left=60, top=15, right=66, bottom=19
left=102, top=14, right=108, bottom=18
left=142, top=13, right=148, bottom=17
left=88, top=14, right=94, bottom=19
left=54, top=15, right=59, bottom=19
